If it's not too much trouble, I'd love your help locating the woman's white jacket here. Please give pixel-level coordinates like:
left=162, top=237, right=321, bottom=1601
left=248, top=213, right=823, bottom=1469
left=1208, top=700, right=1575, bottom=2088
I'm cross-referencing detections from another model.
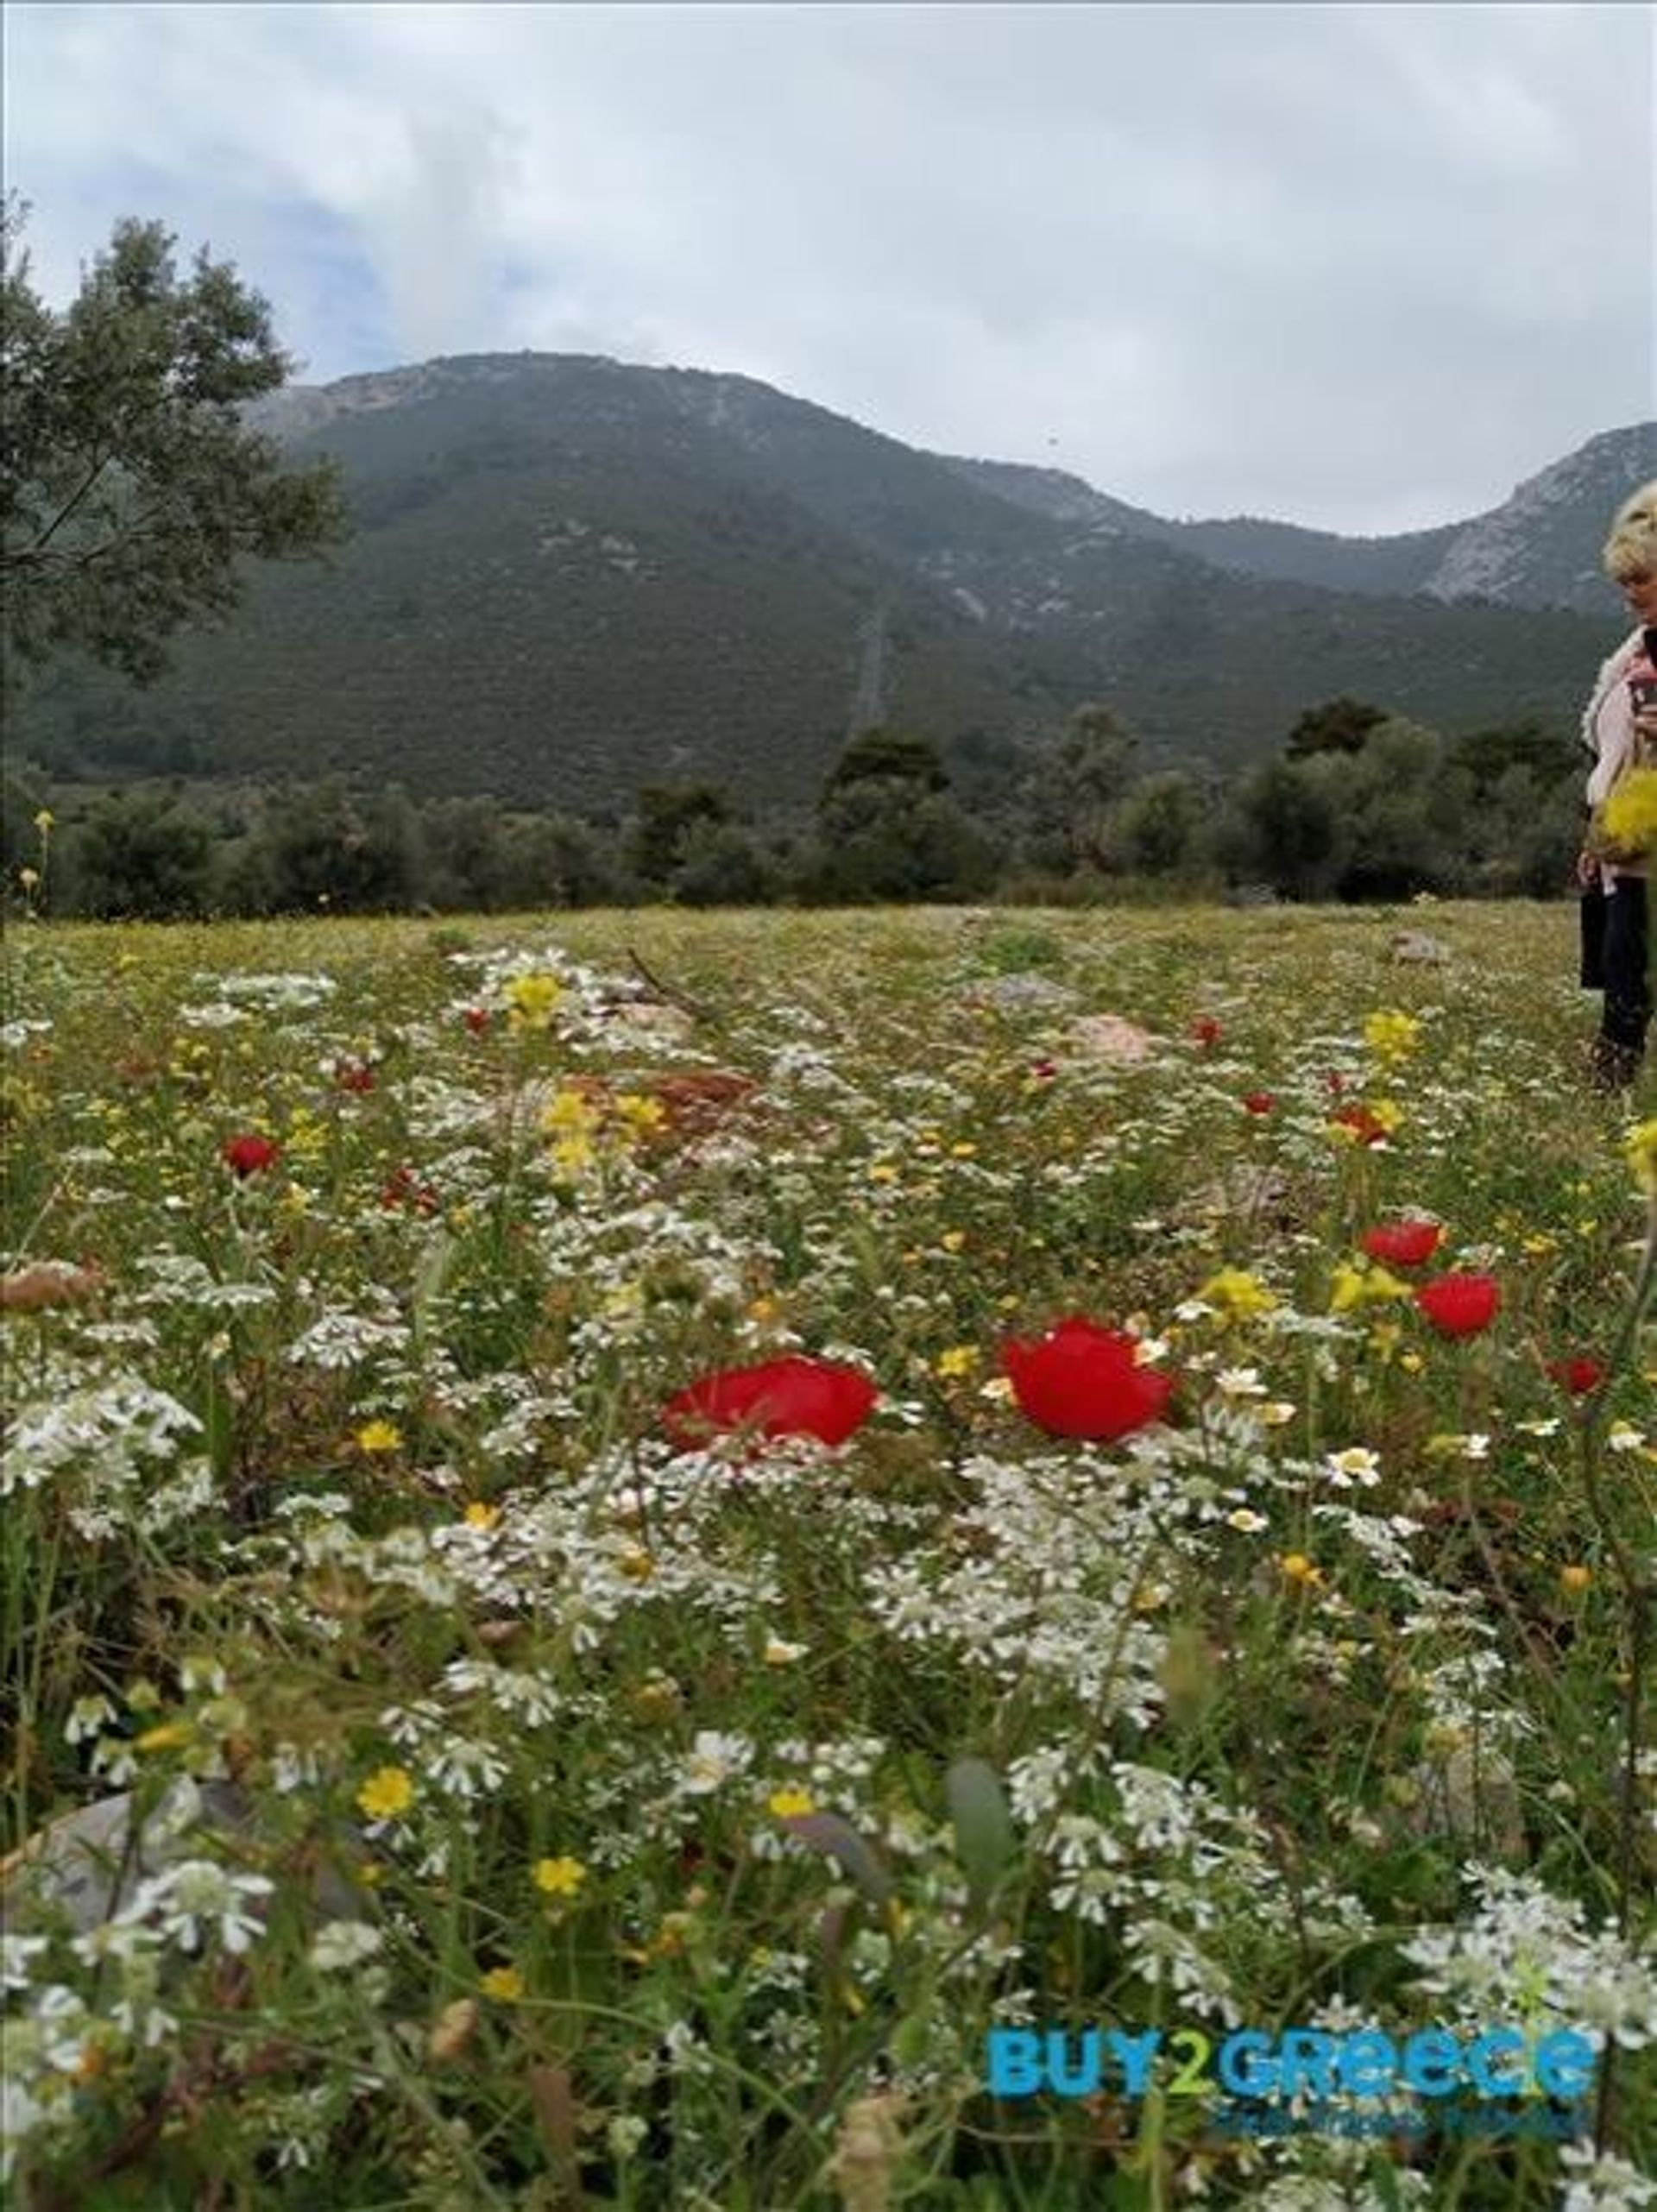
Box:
left=1581, top=624, right=1649, bottom=879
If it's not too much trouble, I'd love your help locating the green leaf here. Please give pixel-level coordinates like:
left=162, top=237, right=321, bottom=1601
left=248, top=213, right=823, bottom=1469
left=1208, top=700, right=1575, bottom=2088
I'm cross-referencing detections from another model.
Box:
left=784, top=1812, right=893, bottom=1906
left=946, top=1755, right=1016, bottom=1912
left=410, top=1228, right=456, bottom=1348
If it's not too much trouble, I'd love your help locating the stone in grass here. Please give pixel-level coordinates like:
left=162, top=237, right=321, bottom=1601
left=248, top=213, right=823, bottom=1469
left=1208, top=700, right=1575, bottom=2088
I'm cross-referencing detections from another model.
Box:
left=1179, top=1164, right=1306, bottom=1232
left=1403, top=1744, right=1526, bottom=1862
left=1390, top=930, right=1451, bottom=965
left=595, top=999, right=697, bottom=1047
left=0, top=1777, right=369, bottom=1937
left=1062, top=1012, right=1162, bottom=1066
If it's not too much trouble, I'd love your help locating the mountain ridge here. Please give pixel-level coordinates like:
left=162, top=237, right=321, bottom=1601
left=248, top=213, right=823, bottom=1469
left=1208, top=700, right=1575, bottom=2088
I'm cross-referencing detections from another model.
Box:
left=252, top=355, right=1653, bottom=610
left=13, top=352, right=1649, bottom=813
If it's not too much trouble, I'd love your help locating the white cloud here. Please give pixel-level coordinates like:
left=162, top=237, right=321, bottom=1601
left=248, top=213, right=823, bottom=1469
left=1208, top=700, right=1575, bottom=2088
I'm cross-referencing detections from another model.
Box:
left=7, top=0, right=1651, bottom=531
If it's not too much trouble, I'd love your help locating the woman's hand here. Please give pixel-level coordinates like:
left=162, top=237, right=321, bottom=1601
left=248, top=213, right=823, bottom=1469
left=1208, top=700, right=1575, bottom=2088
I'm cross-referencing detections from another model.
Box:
left=1576, top=848, right=1602, bottom=889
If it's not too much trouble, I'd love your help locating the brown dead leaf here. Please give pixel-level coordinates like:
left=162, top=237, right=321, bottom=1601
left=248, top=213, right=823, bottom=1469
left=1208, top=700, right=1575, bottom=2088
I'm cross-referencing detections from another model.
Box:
left=527, top=2061, right=583, bottom=2184
left=2, top=1261, right=103, bottom=1313
left=426, top=1997, right=479, bottom=2066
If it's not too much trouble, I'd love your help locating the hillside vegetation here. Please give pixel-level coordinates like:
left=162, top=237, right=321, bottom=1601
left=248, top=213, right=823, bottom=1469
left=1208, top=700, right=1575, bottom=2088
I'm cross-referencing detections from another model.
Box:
left=9, top=356, right=1646, bottom=811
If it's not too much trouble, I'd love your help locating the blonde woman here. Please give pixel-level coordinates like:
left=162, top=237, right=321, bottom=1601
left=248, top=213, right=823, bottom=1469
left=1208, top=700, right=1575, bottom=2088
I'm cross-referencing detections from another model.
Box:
left=1578, top=479, right=1657, bottom=1090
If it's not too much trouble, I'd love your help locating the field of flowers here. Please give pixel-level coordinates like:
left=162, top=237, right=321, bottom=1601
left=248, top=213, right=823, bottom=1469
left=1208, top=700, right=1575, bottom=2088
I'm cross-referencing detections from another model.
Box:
left=3, top=901, right=1653, bottom=2212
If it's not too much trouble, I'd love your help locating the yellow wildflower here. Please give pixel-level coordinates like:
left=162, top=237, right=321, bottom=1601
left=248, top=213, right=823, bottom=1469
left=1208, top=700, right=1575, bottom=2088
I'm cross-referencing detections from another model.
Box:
left=540, top=1087, right=601, bottom=1135
left=17, top=866, right=39, bottom=892
left=505, top=973, right=565, bottom=1030
left=613, top=1092, right=667, bottom=1138
left=939, top=1229, right=967, bottom=1252
left=1363, top=1009, right=1421, bottom=1065
left=356, top=1766, right=415, bottom=1820
left=768, top=1786, right=816, bottom=1818
left=354, top=1419, right=404, bottom=1455
left=934, top=1345, right=979, bottom=1378
left=533, top=1855, right=588, bottom=1899
left=1627, top=1118, right=1657, bottom=1198
left=1280, top=1553, right=1325, bottom=1588
left=1559, top=1564, right=1592, bottom=1595
left=868, top=1162, right=899, bottom=1183
left=480, top=1965, right=525, bottom=2002
left=1196, top=1267, right=1278, bottom=1321
left=284, top=1107, right=327, bottom=1161
left=549, top=1133, right=595, bottom=1177
left=33, top=809, right=55, bottom=835
left=463, top=1502, right=501, bottom=1531
left=1329, top=1259, right=1414, bottom=1314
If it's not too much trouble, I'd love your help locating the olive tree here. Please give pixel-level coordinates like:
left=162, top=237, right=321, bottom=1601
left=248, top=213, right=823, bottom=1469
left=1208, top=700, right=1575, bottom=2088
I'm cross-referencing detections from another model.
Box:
left=2, top=197, right=345, bottom=687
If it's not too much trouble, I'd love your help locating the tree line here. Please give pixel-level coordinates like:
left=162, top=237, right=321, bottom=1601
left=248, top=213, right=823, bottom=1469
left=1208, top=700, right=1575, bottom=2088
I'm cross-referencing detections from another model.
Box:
left=5, top=696, right=1589, bottom=921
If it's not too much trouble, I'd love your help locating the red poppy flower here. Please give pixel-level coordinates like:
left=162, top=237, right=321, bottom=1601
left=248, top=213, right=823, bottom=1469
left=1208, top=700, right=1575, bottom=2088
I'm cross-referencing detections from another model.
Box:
left=1414, top=1273, right=1501, bottom=1338
left=1243, top=1091, right=1276, bottom=1115
left=1547, top=1355, right=1605, bottom=1396
left=1333, top=1104, right=1389, bottom=1146
left=1326, top=1071, right=1347, bottom=1096
left=463, top=1007, right=491, bottom=1034
left=663, top=1356, right=878, bottom=1451
left=335, top=1059, right=376, bottom=1093
left=1362, top=1219, right=1442, bottom=1268
left=1190, top=1018, right=1223, bottom=1049
left=1030, top=1058, right=1058, bottom=1082
left=221, top=1133, right=280, bottom=1178
left=1002, top=1316, right=1175, bottom=1441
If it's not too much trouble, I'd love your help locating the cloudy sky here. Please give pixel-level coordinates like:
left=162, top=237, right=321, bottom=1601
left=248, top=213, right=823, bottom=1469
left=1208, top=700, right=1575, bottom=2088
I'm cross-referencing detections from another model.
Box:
left=7, top=2, right=1653, bottom=532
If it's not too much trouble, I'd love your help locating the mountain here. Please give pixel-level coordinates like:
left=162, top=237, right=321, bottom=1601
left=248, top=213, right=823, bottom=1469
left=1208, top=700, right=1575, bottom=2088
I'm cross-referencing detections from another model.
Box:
left=11, top=355, right=1645, bottom=813
left=946, top=419, right=1655, bottom=611
left=1418, top=426, right=1656, bottom=610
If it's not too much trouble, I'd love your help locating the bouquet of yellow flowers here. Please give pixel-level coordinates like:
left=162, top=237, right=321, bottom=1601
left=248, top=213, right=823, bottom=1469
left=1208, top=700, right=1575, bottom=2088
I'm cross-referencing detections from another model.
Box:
left=1589, top=766, right=1657, bottom=863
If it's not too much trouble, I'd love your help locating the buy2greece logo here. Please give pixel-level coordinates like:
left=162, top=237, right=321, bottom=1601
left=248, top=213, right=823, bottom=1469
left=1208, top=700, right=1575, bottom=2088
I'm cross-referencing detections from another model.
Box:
left=985, top=2023, right=1598, bottom=2139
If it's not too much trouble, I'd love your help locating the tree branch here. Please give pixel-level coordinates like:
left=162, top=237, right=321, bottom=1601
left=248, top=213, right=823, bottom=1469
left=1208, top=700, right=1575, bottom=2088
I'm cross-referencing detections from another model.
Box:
left=17, top=445, right=117, bottom=559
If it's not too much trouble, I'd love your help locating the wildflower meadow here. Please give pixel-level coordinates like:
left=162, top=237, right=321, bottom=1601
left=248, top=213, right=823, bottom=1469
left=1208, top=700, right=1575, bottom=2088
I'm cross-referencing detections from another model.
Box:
left=3, top=900, right=1654, bottom=2212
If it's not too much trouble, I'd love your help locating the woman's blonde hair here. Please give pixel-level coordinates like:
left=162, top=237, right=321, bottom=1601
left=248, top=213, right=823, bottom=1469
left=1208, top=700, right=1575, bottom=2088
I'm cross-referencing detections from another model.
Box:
left=1603, top=478, right=1657, bottom=582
